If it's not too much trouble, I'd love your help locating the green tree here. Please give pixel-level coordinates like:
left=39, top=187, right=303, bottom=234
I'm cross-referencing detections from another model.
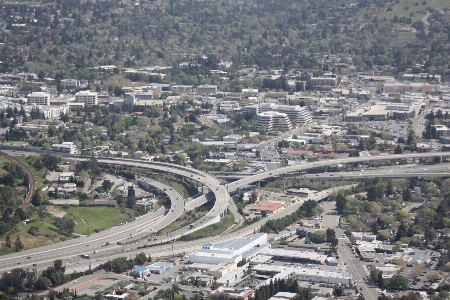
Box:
left=402, top=187, right=412, bottom=202
left=134, top=252, right=147, bottom=265
left=313, top=230, right=327, bottom=243
left=394, top=144, right=403, bottom=154
left=5, top=234, right=11, bottom=248
left=427, top=271, right=443, bottom=282
left=389, top=274, right=409, bottom=290
left=15, top=235, right=23, bottom=252
left=387, top=179, right=394, bottom=196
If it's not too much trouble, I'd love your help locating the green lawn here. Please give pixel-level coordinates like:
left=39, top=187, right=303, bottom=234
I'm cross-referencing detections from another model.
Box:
left=188, top=213, right=235, bottom=239
left=378, top=0, right=449, bottom=24
left=66, top=207, right=131, bottom=235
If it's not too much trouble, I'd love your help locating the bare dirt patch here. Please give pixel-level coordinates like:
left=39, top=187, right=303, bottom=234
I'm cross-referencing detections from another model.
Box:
left=46, top=206, right=67, bottom=218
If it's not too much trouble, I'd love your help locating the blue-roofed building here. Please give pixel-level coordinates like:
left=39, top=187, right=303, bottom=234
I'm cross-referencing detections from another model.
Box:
left=134, top=266, right=149, bottom=276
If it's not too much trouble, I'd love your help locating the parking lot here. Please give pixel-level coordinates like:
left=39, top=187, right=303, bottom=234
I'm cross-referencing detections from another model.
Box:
left=368, top=247, right=441, bottom=290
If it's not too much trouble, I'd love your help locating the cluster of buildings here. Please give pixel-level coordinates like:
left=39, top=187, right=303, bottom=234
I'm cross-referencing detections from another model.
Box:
left=182, top=233, right=352, bottom=288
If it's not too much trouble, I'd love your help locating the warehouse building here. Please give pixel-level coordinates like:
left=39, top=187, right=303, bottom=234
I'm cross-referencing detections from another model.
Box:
left=189, top=233, right=268, bottom=264
left=147, top=262, right=173, bottom=274
left=252, top=264, right=352, bottom=285
left=259, top=248, right=328, bottom=264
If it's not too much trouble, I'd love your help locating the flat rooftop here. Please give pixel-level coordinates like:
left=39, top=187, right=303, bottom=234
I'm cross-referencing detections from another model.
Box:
left=251, top=202, right=284, bottom=212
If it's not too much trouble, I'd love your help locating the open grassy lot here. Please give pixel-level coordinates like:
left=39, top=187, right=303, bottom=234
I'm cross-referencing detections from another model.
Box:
left=188, top=213, right=235, bottom=240
left=66, top=207, right=131, bottom=235
left=0, top=208, right=73, bottom=255
left=378, top=0, right=449, bottom=23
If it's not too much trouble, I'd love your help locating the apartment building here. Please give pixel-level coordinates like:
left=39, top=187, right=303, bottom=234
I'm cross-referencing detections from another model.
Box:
left=27, top=92, right=50, bottom=106
left=75, top=91, right=98, bottom=105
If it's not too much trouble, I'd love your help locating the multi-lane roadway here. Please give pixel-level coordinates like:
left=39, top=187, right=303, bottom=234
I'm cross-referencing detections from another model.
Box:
left=1, top=146, right=449, bottom=277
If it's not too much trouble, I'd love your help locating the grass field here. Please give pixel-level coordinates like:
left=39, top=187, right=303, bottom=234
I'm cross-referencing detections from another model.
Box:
left=159, top=211, right=207, bottom=235
left=378, top=0, right=449, bottom=23
left=0, top=209, right=72, bottom=255
left=66, top=207, right=131, bottom=235
left=188, top=213, right=235, bottom=239
left=16, top=156, right=45, bottom=188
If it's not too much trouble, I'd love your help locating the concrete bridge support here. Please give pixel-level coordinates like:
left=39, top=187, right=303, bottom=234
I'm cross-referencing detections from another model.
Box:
left=440, top=156, right=443, bottom=163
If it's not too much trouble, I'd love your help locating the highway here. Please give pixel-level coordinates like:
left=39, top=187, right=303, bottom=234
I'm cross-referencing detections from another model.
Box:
left=0, top=175, right=187, bottom=271
left=1, top=146, right=449, bottom=275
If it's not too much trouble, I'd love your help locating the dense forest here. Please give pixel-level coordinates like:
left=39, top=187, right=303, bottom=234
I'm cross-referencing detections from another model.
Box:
left=0, top=0, right=448, bottom=86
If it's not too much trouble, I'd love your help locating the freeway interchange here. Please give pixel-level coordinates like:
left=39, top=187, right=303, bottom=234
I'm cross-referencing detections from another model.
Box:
left=0, top=146, right=450, bottom=299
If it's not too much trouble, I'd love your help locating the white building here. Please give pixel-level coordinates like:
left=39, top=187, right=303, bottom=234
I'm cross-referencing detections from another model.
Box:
left=256, top=111, right=293, bottom=132
left=220, top=101, right=241, bottom=112
left=252, top=264, right=352, bottom=285
left=189, top=233, right=268, bottom=264
left=435, top=125, right=450, bottom=138
left=245, top=103, right=312, bottom=126
left=51, top=142, right=77, bottom=154
left=61, top=79, right=80, bottom=88
left=75, top=91, right=98, bottom=105
left=27, top=92, right=50, bottom=106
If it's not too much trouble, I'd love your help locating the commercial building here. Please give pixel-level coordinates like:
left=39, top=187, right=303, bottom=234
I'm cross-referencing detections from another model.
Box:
left=326, top=257, right=338, bottom=266
left=435, top=125, right=450, bottom=138
left=376, top=265, right=399, bottom=276
left=196, top=84, right=217, bottom=94
left=269, top=292, right=298, bottom=300
left=220, top=101, right=241, bottom=113
left=171, top=85, right=194, bottom=94
left=402, top=73, right=441, bottom=82
left=269, top=230, right=297, bottom=242
left=381, top=83, right=433, bottom=93
left=204, top=158, right=234, bottom=167
left=133, top=266, right=149, bottom=276
left=147, top=262, right=173, bottom=274
left=189, top=233, right=268, bottom=264
left=250, top=202, right=285, bottom=215
left=252, top=264, right=352, bottom=285
left=286, top=188, right=317, bottom=198
left=58, top=172, right=75, bottom=182
left=256, top=111, right=293, bottom=132
left=27, top=92, right=50, bottom=106
left=61, top=79, right=80, bottom=88
left=215, top=287, right=255, bottom=300
left=51, top=142, right=77, bottom=154
left=351, top=232, right=377, bottom=242
left=310, top=76, right=337, bottom=87
left=75, top=91, right=98, bottom=105
left=259, top=248, right=328, bottom=264
left=275, top=105, right=312, bottom=125
left=245, top=104, right=312, bottom=126
left=189, top=262, right=238, bottom=278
